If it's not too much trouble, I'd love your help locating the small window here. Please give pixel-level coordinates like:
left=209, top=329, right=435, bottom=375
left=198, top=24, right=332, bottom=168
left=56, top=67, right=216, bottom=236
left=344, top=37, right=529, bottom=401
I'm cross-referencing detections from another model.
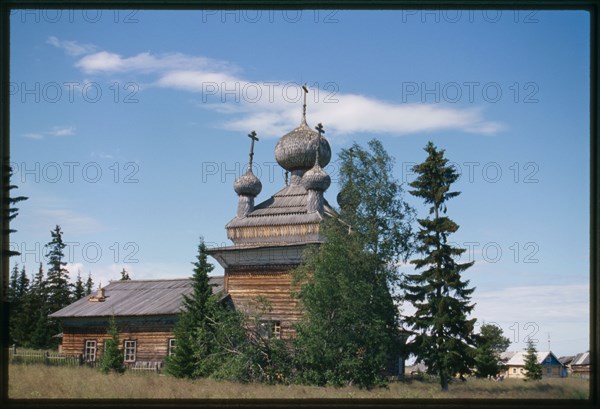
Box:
left=168, top=338, right=176, bottom=356
left=547, top=367, right=553, bottom=375
left=512, top=368, right=516, bottom=373
left=520, top=368, right=524, bottom=373
left=257, top=320, right=282, bottom=339
left=272, top=321, right=281, bottom=339
left=84, top=340, right=97, bottom=362
left=124, top=340, right=136, bottom=362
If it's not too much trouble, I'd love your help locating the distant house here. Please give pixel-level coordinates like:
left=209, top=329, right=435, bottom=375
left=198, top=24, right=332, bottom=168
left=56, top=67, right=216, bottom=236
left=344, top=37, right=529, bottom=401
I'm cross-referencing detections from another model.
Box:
left=568, top=351, right=591, bottom=379
left=500, top=350, right=567, bottom=379
left=49, top=277, right=223, bottom=368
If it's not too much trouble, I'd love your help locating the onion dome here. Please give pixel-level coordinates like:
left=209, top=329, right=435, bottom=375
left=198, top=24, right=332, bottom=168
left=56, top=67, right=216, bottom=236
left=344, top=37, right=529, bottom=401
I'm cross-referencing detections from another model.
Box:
left=303, top=164, right=331, bottom=191
left=234, top=168, right=262, bottom=197
left=275, top=120, right=331, bottom=171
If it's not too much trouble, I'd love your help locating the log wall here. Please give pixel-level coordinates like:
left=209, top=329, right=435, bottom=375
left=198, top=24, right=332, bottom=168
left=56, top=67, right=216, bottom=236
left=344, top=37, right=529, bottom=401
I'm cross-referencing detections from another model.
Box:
left=60, top=316, right=176, bottom=364
left=226, top=269, right=302, bottom=340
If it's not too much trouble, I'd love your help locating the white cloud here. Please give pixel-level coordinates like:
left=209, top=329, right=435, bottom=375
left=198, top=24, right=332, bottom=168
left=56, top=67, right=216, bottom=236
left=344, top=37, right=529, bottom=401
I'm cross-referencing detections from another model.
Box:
left=22, top=125, right=75, bottom=140
left=70, top=48, right=503, bottom=137
left=47, top=36, right=96, bottom=56
left=75, top=51, right=232, bottom=75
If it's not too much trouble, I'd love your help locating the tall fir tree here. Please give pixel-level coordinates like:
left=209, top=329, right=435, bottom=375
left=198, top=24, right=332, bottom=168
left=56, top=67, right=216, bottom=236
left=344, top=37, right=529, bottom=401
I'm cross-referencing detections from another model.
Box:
left=523, top=340, right=543, bottom=380
left=85, top=272, right=94, bottom=296
left=8, top=263, right=30, bottom=345
left=4, top=164, right=28, bottom=257
left=73, top=270, right=86, bottom=300
left=165, top=237, right=216, bottom=378
left=402, top=141, right=476, bottom=391
left=28, top=263, right=52, bottom=349
left=8, top=263, right=20, bottom=303
left=45, top=225, right=72, bottom=314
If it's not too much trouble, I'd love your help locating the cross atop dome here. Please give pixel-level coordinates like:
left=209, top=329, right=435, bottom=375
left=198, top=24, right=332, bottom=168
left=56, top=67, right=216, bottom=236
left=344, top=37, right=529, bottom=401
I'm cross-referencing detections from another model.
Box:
left=247, top=130, right=259, bottom=169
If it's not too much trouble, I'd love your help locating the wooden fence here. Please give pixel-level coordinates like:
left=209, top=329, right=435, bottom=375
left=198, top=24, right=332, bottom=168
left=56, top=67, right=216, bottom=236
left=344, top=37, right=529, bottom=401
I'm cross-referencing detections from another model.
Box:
left=8, top=346, right=162, bottom=373
left=8, top=346, right=82, bottom=367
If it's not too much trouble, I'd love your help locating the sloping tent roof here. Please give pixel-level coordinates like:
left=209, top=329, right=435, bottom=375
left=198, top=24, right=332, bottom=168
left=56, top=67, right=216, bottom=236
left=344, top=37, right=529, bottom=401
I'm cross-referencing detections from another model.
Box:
left=501, top=351, right=562, bottom=366
left=49, top=277, right=223, bottom=318
left=226, top=184, right=336, bottom=229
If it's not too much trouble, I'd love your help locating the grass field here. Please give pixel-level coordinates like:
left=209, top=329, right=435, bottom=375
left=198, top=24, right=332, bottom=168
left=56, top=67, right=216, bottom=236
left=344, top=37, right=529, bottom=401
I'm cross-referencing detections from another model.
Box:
left=8, top=364, right=589, bottom=399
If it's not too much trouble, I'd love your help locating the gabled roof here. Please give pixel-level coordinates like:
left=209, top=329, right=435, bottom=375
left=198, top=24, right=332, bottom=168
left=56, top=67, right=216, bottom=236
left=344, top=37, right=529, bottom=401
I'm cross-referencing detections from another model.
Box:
left=558, top=355, right=575, bottom=365
left=571, top=351, right=590, bottom=366
left=500, top=351, right=562, bottom=366
left=226, top=184, right=336, bottom=229
left=49, top=277, right=223, bottom=318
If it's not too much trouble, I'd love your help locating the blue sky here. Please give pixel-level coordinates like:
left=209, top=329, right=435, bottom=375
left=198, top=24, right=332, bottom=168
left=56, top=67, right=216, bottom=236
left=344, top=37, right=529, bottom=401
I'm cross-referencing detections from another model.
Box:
left=9, top=9, right=589, bottom=356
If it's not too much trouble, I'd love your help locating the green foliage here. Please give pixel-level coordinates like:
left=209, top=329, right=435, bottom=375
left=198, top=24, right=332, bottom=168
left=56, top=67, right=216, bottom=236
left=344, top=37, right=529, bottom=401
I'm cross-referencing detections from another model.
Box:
left=4, top=163, right=28, bottom=257
left=523, top=340, right=542, bottom=381
left=165, top=237, right=217, bottom=379
left=294, top=140, right=413, bottom=389
left=26, top=264, right=52, bottom=349
left=45, top=225, right=71, bottom=313
left=9, top=263, right=31, bottom=345
left=99, top=316, right=124, bottom=374
left=337, top=139, right=415, bottom=267
left=44, top=225, right=72, bottom=347
left=294, top=219, right=398, bottom=389
left=402, top=141, right=476, bottom=391
left=85, top=272, right=94, bottom=296
left=474, top=323, right=511, bottom=378
left=73, top=271, right=86, bottom=300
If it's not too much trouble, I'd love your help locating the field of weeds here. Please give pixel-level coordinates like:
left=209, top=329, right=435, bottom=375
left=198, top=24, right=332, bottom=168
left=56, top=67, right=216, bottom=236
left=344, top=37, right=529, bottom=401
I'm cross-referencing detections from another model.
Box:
left=8, top=364, right=589, bottom=399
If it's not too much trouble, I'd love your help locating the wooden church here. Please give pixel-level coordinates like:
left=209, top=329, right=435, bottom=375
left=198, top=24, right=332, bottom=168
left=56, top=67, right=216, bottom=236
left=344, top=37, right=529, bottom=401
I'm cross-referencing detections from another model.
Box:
left=49, top=90, right=335, bottom=365
left=208, top=94, right=335, bottom=340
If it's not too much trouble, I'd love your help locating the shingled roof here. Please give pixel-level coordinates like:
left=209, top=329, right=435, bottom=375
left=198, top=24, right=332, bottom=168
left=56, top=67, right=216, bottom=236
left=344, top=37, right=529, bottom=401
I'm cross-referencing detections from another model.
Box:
left=227, top=184, right=335, bottom=228
left=49, top=277, right=224, bottom=318
left=225, top=183, right=337, bottom=246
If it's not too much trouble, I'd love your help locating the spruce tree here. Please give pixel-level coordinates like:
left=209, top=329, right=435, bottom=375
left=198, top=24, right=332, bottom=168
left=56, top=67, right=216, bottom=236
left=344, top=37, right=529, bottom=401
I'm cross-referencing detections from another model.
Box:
left=8, top=263, right=20, bottom=303
left=73, top=270, right=86, bottom=300
left=85, top=272, right=94, bottom=296
left=165, top=237, right=215, bottom=378
left=4, top=164, right=28, bottom=257
left=524, top=340, right=543, bottom=380
left=28, top=263, right=52, bottom=349
left=45, top=225, right=71, bottom=314
left=402, top=141, right=476, bottom=391
left=99, top=316, right=124, bottom=373
left=9, top=263, right=30, bottom=345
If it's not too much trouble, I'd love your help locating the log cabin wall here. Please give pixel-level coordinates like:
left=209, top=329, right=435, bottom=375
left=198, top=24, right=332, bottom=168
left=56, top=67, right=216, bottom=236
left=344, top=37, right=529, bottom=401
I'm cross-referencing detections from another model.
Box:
left=60, top=315, right=176, bottom=363
left=226, top=268, right=302, bottom=340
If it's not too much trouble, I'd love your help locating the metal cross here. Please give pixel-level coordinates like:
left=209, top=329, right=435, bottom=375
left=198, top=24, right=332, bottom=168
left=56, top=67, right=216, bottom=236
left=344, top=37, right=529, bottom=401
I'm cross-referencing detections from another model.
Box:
left=302, top=84, right=309, bottom=120
left=315, top=123, right=325, bottom=136
left=247, top=130, right=259, bottom=167
left=314, top=123, right=325, bottom=166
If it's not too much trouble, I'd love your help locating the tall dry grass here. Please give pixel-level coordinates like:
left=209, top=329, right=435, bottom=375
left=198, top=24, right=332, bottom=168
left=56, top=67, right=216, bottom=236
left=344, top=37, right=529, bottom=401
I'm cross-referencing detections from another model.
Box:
left=8, top=364, right=589, bottom=399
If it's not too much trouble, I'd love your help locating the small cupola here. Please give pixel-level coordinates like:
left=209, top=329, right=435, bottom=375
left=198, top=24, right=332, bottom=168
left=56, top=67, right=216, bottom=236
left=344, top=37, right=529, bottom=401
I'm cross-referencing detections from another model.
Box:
left=234, top=131, right=262, bottom=218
